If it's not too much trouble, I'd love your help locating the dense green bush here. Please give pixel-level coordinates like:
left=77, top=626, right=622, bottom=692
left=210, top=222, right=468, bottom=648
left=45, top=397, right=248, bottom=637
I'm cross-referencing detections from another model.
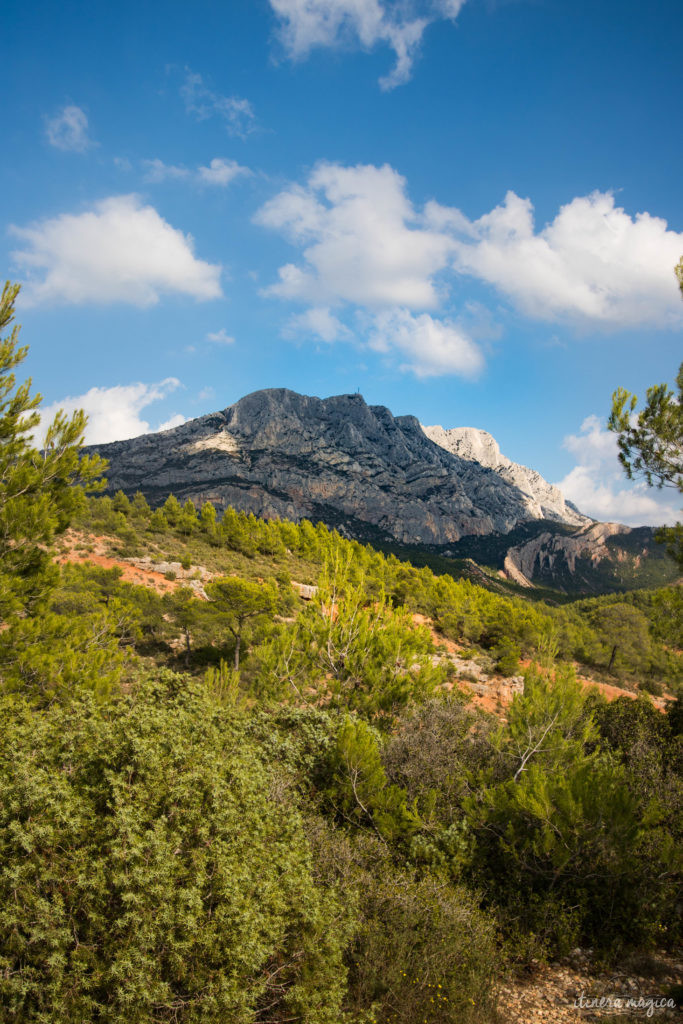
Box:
left=466, top=667, right=681, bottom=955
left=0, top=676, right=350, bottom=1024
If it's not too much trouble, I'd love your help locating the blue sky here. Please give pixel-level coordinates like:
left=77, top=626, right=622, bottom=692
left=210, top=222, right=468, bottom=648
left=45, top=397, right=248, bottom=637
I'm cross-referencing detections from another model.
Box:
left=2, top=0, right=682, bottom=525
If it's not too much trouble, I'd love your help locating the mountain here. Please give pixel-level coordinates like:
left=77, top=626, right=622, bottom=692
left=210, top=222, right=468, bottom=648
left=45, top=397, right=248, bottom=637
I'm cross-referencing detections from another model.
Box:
left=500, top=521, right=677, bottom=594
left=88, top=388, right=583, bottom=545
left=87, top=388, right=676, bottom=593
left=421, top=425, right=588, bottom=528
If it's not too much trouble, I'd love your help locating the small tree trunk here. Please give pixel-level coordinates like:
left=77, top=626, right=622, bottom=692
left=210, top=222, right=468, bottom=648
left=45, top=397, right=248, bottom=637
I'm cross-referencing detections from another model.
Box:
left=234, top=633, right=241, bottom=671
left=184, top=627, right=191, bottom=667
left=607, top=644, right=617, bottom=673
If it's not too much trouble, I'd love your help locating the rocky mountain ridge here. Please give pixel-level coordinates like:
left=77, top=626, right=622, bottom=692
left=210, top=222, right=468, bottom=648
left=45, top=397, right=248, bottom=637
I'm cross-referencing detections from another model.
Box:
left=86, top=388, right=676, bottom=593
left=89, top=388, right=585, bottom=547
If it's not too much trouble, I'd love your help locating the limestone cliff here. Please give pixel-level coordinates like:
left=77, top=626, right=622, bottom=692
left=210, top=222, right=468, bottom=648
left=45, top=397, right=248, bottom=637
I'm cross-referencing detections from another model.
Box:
left=422, top=425, right=589, bottom=529
left=87, top=389, right=583, bottom=546
left=501, top=521, right=676, bottom=593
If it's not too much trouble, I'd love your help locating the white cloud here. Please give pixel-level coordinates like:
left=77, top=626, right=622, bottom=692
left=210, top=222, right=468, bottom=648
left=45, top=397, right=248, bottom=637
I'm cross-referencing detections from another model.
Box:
left=38, top=378, right=184, bottom=445
left=206, top=328, right=235, bottom=345
left=269, top=0, right=466, bottom=90
left=555, top=415, right=680, bottom=526
left=45, top=105, right=93, bottom=152
left=284, top=306, right=351, bottom=341
left=369, top=307, right=483, bottom=378
left=10, top=194, right=223, bottom=307
left=255, top=161, right=452, bottom=308
left=157, top=413, right=187, bottom=432
left=181, top=69, right=256, bottom=137
left=257, top=161, right=683, bottom=379
left=142, top=158, right=190, bottom=183
left=449, top=190, right=683, bottom=328
left=197, top=157, right=250, bottom=187
left=142, top=156, right=250, bottom=187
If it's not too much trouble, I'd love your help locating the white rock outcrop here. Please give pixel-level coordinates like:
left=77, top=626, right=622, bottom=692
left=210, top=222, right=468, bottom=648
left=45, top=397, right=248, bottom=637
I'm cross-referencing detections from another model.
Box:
left=422, top=425, right=589, bottom=528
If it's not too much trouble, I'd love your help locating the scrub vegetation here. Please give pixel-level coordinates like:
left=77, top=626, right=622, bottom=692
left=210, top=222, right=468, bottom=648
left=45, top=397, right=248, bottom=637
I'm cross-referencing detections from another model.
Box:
left=1, top=283, right=681, bottom=1022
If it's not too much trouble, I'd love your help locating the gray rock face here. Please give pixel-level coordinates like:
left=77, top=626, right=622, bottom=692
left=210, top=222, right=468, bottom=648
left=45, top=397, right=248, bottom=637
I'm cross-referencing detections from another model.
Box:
left=87, top=388, right=586, bottom=546
left=503, top=522, right=631, bottom=585
left=422, top=425, right=589, bottom=528
left=499, top=521, right=677, bottom=594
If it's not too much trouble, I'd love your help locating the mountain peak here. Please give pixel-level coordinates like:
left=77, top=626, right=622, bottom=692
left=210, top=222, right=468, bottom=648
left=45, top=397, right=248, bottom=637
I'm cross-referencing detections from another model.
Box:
left=88, top=387, right=589, bottom=546
left=422, top=424, right=589, bottom=528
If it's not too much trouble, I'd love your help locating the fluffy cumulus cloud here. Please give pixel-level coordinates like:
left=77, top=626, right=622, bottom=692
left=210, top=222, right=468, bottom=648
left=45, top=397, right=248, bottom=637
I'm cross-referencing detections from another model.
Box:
left=38, top=378, right=185, bottom=446
left=444, top=190, right=683, bottom=328
left=256, top=160, right=682, bottom=377
left=269, top=0, right=466, bottom=90
left=369, top=308, right=483, bottom=378
left=255, top=161, right=452, bottom=308
left=45, top=104, right=93, bottom=152
left=255, top=162, right=485, bottom=375
left=555, top=415, right=680, bottom=526
left=181, top=69, right=256, bottom=138
left=10, top=195, right=223, bottom=307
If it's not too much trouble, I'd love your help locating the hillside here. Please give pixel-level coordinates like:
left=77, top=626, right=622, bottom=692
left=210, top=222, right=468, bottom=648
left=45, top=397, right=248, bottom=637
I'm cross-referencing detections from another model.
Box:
left=5, top=486, right=682, bottom=1024
left=53, top=523, right=674, bottom=716
left=51, top=492, right=681, bottom=705
left=3, top=284, right=681, bottom=1024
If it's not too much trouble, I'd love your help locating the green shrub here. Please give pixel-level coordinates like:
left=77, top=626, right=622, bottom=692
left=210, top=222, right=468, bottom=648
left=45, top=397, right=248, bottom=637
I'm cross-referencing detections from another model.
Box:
left=347, top=859, right=499, bottom=1024
left=0, top=676, right=350, bottom=1023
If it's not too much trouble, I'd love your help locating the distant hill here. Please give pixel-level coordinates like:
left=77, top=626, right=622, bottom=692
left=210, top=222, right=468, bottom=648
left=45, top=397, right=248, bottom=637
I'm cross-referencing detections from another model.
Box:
left=86, top=388, right=677, bottom=595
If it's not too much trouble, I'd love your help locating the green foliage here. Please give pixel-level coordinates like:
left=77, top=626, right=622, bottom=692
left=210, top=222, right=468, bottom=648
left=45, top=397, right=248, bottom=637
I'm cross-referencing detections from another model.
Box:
left=609, top=362, right=683, bottom=494
left=204, top=658, right=241, bottom=706
left=0, top=610, right=122, bottom=703
left=467, top=667, right=678, bottom=954
left=495, top=639, right=521, bottom=676
left=0, top=676, right=351, bottom=1024
left=0, top=282, right=107, bottom=623
left=205, top=575, right=277, bottom=669
left=161, top=493, right=182, bottom=526
left=256, top=559, right=444, bottom=720
left=315, top=834, right=499, bottom=1024
left=609, top=359, right=682, bottom=568
left=591, top=602, right=651, bottom=673
left=326, top=717, right=421, bottom=843
left=384, top=699, right=493, bottom=830
left=149, top=507, right=167, bottom=532
left=349, top=870, right=498, bottom=1024
left=163, top=586, right=204, bottom=665
left=20, top=475, right=679, bottom=979
left=0, top=283, right=118, bottom=702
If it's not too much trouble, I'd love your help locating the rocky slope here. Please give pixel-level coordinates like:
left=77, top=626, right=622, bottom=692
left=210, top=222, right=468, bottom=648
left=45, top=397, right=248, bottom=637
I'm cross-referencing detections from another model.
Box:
left=502, top=521, right=677, bottom=593
left=87, top=389, right=591, bottom=547
left=422, top=424, right=588, bottom=528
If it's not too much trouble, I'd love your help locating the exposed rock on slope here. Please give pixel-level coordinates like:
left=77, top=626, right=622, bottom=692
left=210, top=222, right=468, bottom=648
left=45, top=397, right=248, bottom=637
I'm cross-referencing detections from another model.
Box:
left=422, top=424, right=588, bottom=528
left=87, top=389, right=584, bottom=547
left=502, top=521, right=676, bottom=593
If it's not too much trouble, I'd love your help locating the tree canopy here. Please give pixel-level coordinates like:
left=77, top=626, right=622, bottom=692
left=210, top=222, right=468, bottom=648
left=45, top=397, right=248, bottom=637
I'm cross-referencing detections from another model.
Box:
left=608, top=259, right=683, bottom=568
left=0, top=281, right=107, bottom=622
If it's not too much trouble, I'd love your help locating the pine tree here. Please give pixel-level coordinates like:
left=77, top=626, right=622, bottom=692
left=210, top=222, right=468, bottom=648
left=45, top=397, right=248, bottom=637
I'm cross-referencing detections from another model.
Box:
left=206, top=576, right=277, bottom=670
left=608, top=261, right=683, bottom=567
left=0, top=281, right=107, bottom=622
